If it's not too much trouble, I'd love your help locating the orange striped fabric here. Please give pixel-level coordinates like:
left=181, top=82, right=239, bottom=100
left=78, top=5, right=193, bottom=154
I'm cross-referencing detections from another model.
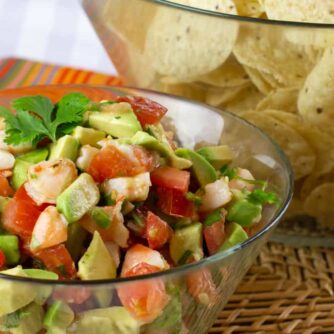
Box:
left=0, top=58, right=122, bottom=89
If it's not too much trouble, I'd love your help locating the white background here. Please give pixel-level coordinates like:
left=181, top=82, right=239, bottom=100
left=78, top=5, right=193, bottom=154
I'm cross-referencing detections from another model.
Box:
left=0, top=0, right=117, bottom=75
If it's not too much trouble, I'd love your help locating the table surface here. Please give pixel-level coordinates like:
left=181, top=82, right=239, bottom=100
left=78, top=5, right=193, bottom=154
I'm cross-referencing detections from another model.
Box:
left=1, top=57, right=334, bottom=334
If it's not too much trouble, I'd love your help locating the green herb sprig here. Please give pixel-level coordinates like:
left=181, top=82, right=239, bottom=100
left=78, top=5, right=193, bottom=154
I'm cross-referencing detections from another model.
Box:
left=0, top=93, right=90, bottom=146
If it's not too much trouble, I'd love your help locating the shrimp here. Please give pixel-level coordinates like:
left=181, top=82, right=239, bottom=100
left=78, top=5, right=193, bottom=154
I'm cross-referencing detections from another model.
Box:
left=0, top=149, right=15, bottom=170
left=121, top=244, right=170, bottom=276
left=0, top=130, right=32, bottom=154
left=229, top=168, right=255, bottom=191
left=200, top=177, right=232, bottom=212
left=25, top=158, right=78, bottom=205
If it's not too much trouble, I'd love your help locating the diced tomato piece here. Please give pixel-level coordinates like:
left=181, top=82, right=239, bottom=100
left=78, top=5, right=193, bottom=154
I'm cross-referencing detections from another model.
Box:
left=30, top=206, right=68, bottom=253
left=204, top=221, right=225, bottom=255
left=34, top=244, right=76, bottom=280
left=156, top=187, right=194, bottom=218
left=0, top=175, right=14, bottom=197
left=116, top=96, right=167, bottom=126
left=0, top=250, right=6, bottom=268
left=2, top=200, right=41, bottom=239
left=14, top=185, right=48, bottom=211
left=118, top=262, right=169, bottom=322
left=87, top=145, right=152, bottom=183
left=53, top=287, right=91, bottom=304
left=151, top=166, right=190, bottom=193
left=186, top=268, right=219, bottom=307
left=146, top=211, right=172, bottom=250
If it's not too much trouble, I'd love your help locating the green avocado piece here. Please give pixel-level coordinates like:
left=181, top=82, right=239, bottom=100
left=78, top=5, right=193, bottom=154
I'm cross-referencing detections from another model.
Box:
left=90, top=207, right=111, bottom=229
left=88, top=102, right=142, bottom=138
left=219, top=222, right=248, bottom=252
left=66, top=223, right=88, bottom=262
left=74, top=307, right=140, bottom=334
left=0, top=235, right=20, bottom=265
left=49, top=135, right=79, bottom=161
left=78, top=231, right=116, bottom=280
left=23, top=269, right=58, bottom=280
left=23, top=269, right=58, bottom=305
left=56, top=173, right=100, bottom=224
left=0, top=196, right=9, bottom=213
left=175, top=148, right=217, bottom=187
left=72, top=126, right=106, bottom=147
left=169, top=223, right=203, bottom=264
left=43, top=301, right=74, bottom=333
left=11, top=148, right=49, bottom=190
left=227, top=199, right=262, bottom=227
left=147, top=284, right=182, bottom=331
left=0, top=302, right=44, bottom=334
left=196, top=145, right=234, bottom=169
left=0, top=266, right=36, bottom=316
left=129, top=131, right=191, bottom=170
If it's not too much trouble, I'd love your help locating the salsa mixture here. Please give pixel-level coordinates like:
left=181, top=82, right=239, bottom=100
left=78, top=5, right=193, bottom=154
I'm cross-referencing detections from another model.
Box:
left=0, top=92, right=278, bottom=332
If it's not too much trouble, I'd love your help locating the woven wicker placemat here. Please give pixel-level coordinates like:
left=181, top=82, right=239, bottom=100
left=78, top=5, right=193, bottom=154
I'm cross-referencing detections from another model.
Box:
left=1, top=58, right=334, bottom=334
left=210, top=242, right=334, bottom=334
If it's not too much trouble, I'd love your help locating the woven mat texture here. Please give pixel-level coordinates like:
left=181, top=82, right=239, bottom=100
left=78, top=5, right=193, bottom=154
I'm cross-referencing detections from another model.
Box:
left=1, top=57, right=334, bottom=334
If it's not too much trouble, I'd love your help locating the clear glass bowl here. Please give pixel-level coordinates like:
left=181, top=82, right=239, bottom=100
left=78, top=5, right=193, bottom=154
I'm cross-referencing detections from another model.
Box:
left=0, top=85, right=292, bottom=334
left=82, top=0, right=334, bottom=230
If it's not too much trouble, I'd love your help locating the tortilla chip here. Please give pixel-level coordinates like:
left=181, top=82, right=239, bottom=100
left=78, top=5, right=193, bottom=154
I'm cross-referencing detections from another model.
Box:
left=256, top=88, right=299, bottom=113
left=205, top=82, right=251, bottom=107
left=298, top=47, right=334, bottom=133
left=222, top=85, right=264, bottom=114
left=145, top=0, right=238, bottom=80
left=262, top=109, right=334, bottom=177
left=304, top=183, right=334, bottom=228
left=196, top=56, right=250, bottom=88
left=240, top=111, right=316, bottom=180
left=234, top=0, right=264, bottom=17
left=234, top=24, right=320, bottom=88
left=264, top=0, right=334, bottom=24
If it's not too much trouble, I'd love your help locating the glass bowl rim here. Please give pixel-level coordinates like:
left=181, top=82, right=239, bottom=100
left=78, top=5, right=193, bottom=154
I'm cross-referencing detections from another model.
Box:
left=138, top=0, right=334, bottom=29
left=0, top=84, right=294, bottom=286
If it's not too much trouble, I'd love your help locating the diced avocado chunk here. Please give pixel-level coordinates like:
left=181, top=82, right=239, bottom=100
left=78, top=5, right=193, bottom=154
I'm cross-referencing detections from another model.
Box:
left=49, top=135, right=79, bottom=161
left=0, top=302, right=44, bottom=334
left=72, top=126, right=106, bottom=147
left=88, top=102, right=141, bottom=138
left=227, top=199, right=262, bottom=227
left=0, top=235, right=20, bottom=265
left=196, top=145, right=234, bottom=169
left=23, top=269, right=58, bottom=305
left=175, top=148, right=217, bottom=187
left=56, top=173, right=100, bottom=224
left=66, top=223, right=88, bottom=261
left=0, top=266, right=36, bottom=316
left=147, top=284, right=182, bottom=331
left=170, top=223, right=203, bottom=264
left=219, top=222, right=248, bottom=251
left=78, top=231, right=116, bottom=280
left=90, top=207, right=111, bottom=229
left=0, top=196, right=9, bottom=213
left=129, top=131, right=192, bottom=170
left=43, top=301, right=74, bottom=333
left=11, top=148, right=49, bottom=190
left=16, top=148, right=49, bottom=163
left=73, top=307, right=140, bottom=334
left=23, top=269, right=58, bottom=280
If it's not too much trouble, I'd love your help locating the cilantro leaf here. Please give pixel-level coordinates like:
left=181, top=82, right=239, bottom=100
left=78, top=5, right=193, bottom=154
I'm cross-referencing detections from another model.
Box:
left=247, top=189, right=279, bottom=205
left=0, top=92, right=90, bottom=146
left=220, top=165, right=237, bottom=179
left=12, top=95, right=53, bottom=125
left=51, top=93, right=90, bottom=139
